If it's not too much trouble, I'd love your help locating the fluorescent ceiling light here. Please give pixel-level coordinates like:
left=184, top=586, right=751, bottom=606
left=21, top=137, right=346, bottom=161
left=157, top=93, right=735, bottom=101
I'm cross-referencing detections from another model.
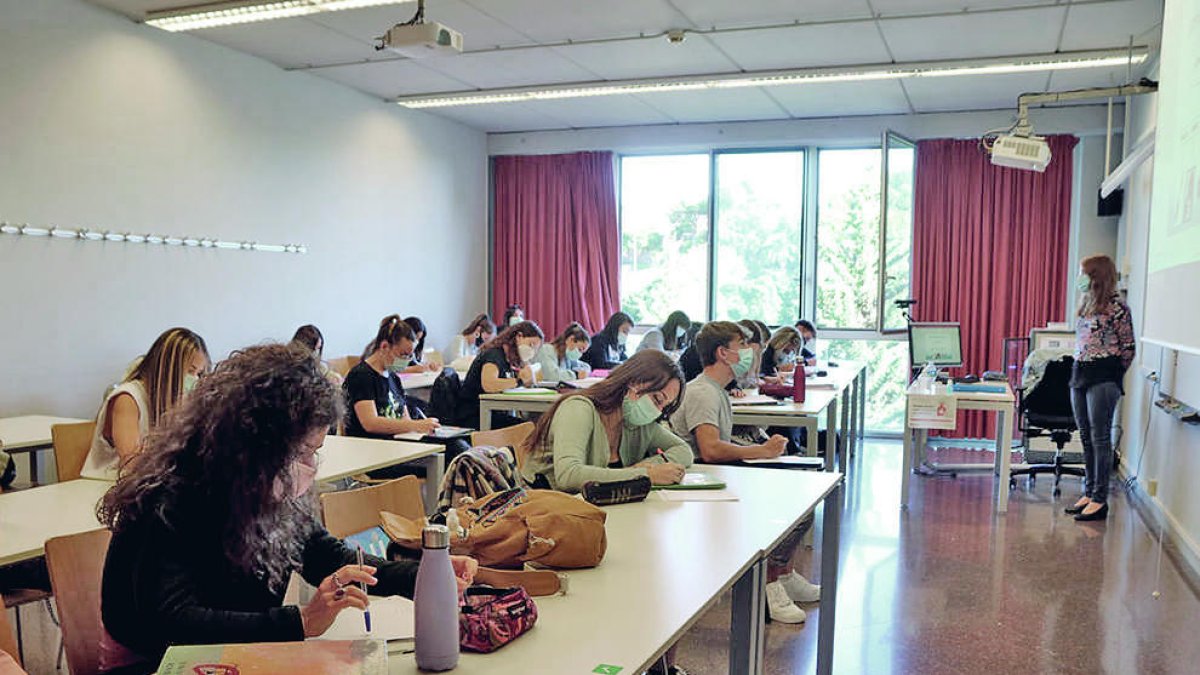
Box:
left=145, top=0, right=407, bottom=32
left=397, top=49, right=1148, bottom=109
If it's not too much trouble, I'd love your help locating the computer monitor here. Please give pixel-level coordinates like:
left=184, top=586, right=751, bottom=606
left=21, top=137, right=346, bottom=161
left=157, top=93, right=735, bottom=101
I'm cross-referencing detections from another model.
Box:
left=909, top=322, right=963, bottom=368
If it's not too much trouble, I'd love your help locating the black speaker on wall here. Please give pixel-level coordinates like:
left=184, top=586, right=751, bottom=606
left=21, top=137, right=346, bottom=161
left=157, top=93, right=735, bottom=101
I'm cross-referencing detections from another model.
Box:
left=1098, top=188, right=1124, bottom=217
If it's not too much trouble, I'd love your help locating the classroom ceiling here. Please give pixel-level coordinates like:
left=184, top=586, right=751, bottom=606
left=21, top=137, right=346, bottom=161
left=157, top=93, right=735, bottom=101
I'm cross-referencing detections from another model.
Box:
left=87, top=0, right=1163, bottom=133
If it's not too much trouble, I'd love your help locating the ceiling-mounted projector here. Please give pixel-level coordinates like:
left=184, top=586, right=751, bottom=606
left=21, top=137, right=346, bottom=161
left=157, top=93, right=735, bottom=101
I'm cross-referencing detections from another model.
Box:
left=381, top=21, right=462, bottom=57
left=989, top=133, right=1052, bottom=172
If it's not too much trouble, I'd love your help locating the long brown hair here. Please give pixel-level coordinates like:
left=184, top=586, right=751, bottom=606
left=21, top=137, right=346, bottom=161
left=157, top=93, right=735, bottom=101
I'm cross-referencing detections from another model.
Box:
left=99, top=343, right=342, bottom=593
left=364, top=314, right=416, bottom=358
left=1078, top=254, right=1119, bottom=317
left=553, top=322, right=591, bottom=360
left=127, top=327, right=209, bottom=427
left=481, top=320, right=544, bottom=366
left=460, top=313, right=496, bottom=337
left=525, top=350, right=685, bottom=455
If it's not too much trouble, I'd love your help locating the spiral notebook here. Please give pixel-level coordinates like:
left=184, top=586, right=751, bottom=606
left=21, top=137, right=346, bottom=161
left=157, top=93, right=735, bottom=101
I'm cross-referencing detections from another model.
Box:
left=651, top=472, right=727, bottom=490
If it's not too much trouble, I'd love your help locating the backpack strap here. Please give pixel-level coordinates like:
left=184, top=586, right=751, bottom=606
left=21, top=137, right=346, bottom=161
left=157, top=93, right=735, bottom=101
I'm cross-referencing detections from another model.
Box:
left=473, top=566, right=568, bottom=597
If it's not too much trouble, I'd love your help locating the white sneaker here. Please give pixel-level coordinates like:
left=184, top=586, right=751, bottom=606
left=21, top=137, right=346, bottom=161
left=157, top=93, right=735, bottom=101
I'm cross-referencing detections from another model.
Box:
left=778, top=571, right=821, bottom=603
left=765, top=581, right=807, bottom=623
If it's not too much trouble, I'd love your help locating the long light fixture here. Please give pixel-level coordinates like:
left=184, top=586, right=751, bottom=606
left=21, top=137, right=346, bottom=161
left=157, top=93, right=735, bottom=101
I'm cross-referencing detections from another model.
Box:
left=145, top=0, right=408, bottom=32
left=397, top=48, right=1149, bottom=109
left=0, top=222, right=307, bottom=254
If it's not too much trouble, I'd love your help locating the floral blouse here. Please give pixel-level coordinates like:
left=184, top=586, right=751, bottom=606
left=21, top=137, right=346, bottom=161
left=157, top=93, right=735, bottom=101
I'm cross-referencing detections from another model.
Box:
left=1075, top=295, right=1136, bottom=369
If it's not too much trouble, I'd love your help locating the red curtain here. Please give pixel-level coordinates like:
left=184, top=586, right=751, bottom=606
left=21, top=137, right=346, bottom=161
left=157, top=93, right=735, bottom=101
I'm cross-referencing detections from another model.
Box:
left=492, top=151, right=620, bottom=336
left=911, top=135, right=1077, bottom=438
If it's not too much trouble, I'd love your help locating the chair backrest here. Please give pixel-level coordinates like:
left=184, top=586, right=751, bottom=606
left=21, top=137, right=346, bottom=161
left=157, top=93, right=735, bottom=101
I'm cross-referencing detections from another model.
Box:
left=44, top=528, right=112, bottom=675
left=471, top=422, right=535, bottom=471
left=1023, top=356, right=1076, bottom=429
left=52, top=421, right=97, bottom=483
left=320, top=476, right=425, bottom=539
left=0, top=596, right=20, bottom=669
left=327, top=355, right=361, bottom=377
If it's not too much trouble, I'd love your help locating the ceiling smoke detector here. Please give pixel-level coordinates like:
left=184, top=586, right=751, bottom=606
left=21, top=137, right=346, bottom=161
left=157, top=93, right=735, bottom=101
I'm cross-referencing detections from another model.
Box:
left=666, top=29, right=687, bottom=44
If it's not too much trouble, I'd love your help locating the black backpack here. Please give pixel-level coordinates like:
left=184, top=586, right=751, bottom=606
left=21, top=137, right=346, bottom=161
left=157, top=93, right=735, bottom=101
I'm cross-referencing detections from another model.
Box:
left=429, top=367, right=464, bottom=425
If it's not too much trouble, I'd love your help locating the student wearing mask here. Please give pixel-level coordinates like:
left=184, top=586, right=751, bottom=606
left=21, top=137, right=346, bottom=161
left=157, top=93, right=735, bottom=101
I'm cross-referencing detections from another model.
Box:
left=535, top=322, right=592, bottom=382
left=669, top=321, right=820, bottom=623
left=502, top=303, right=525, bottom=327
left=521, top=350, right=691, bottom=492
left=444, top=313, right=496, bottom=365
left=455, top=321, right=545, bottom=429
left=396, top=316, right=440, bottom=373
left=761, top=326, right=804, bottom=381
left=97, top=344, right=476, bottom=674
left=733, top=319, right=768, bottom=391
left=343, top=315, right=439, bottom=439
left=1066, top=255, right=1136, bottom=522
left=82, top=327, right=210, bottom=480
left=794, top=319, right=818, bottom=366
left=290, top=324, right=343, bottom=388
left=636, top=310, right=692, bottom=354
left=582, top=311, right=634, bottom=370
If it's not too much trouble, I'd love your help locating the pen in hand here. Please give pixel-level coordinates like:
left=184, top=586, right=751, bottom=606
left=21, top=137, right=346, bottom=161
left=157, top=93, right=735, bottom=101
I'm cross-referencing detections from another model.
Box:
left=357, top=544, right=372, bottom=633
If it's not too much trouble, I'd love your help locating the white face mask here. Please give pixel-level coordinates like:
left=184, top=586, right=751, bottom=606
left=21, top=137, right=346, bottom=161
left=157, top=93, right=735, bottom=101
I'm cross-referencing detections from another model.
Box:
left=509, top=315, right=523, bottom=326
left=675, top=326, right=686, bottom=338
left=274, top=458, right=317, bottom=501
left=517, top=343, right=536, bottom=362
left=617, top=332, right=628, bottom=346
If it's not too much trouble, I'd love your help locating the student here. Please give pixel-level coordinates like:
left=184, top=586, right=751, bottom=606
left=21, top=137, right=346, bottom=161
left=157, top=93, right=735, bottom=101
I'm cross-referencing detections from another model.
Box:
left=82, top=328, right=210, bottom=480
left=761, top=326, right=804, bottom=381
left=668, top=321, right=820, bottom=623
left=290, top=324, right=343, bottom=387
left=502, top=303, right=525, bottom=327
left=444, top=313, right=496, bottom=365
left=391, top=316, right=438, bottom=373
left=794, top=319, right=818, bottom=365
left=343, top=315, right=439, bottom=439
left=521, top=350, right=691, bottom=492
left=582, top=311, right=634, bottom=370
left=1066, top=254, right=1136, bottom=522
left=455, top=321, right=544, bottom=429
left=636, top=310, right=691, bottom=353
left=734, top=319, right=768, bottom=391
left=96, top=344, right=476, bottom=673
left=534, top=322, right=592, bottom=382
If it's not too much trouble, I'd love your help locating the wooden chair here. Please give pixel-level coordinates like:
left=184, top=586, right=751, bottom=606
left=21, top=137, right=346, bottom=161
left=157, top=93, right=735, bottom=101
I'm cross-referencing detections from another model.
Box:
left=51, top=421, right=96, bottom=483
left=320, top=476, right=425, bottom=539
left=327, top=355, right=361, bottom=378
left=0, top=602, right=21, bottom=670
left=44, top=529, right=112, bottom=675
left=471, top=422, right=535, bottom=471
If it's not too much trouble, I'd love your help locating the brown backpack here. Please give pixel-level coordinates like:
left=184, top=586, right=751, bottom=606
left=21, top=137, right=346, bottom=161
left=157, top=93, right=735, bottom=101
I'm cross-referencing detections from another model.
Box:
left=381, top=488, right=607, bottom=570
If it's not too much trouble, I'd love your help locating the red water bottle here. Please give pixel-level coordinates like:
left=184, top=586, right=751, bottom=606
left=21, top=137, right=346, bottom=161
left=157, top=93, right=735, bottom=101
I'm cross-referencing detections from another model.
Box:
left=792, top=366, right=806, bottom=403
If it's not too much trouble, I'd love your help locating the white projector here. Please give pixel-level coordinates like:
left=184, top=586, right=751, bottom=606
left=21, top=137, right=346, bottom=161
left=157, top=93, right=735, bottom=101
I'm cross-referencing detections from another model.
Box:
left=381, top=21, right=462, bottom=58
left=990, top=133, right=1052, bottom=172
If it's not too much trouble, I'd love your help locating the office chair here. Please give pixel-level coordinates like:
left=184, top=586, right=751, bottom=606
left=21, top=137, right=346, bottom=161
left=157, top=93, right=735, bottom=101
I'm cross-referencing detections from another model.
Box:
left=1009, top=356, right=1084, bottom=495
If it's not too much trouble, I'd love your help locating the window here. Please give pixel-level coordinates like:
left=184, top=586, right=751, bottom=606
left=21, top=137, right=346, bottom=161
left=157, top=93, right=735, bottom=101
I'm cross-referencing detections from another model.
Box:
left=816, top=149, right=882, bottom=330
left=882, top=133, right=915, bottom=331
left=619, top=155, right=709, bottom=324
left=822, top=338, right=910, bottom=432
left=713, top=151, right=805, bottom=325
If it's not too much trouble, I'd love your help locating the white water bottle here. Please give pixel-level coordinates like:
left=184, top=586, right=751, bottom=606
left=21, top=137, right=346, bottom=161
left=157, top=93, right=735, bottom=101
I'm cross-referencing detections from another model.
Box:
left=414, top=524, right=459, bottom=671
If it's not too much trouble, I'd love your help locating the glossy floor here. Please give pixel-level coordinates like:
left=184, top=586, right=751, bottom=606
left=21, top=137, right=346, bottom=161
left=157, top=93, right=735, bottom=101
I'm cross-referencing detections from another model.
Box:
left=675, top=441, right=1200, bottom=674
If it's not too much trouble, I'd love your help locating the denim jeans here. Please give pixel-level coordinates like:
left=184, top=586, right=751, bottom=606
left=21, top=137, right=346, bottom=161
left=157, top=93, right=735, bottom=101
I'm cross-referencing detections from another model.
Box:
left=1071, top=381, right=1122, bottom=504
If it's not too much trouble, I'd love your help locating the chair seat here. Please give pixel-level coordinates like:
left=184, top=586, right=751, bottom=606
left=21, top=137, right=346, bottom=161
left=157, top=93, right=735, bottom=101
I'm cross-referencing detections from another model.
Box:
left=1026, top=414, right=1076, bottom=431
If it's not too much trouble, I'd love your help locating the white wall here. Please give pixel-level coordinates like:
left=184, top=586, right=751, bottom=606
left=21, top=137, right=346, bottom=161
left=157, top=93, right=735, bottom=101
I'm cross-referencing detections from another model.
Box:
left=1068, top=134, right=1122, bottom=316
left=0, top=0, right=487, bottom=418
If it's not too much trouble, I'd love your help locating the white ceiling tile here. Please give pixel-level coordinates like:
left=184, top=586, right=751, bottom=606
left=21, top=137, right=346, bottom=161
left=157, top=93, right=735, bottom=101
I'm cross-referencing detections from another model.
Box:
left=417, top=48, right=600, bottom=88
left=770, top=80, right=912, bottom=117
left=457, top=0, right=685, bottom=42
left=904, top=72, right=1050, bottom=112
left=670, top=0, right=872, bottom=28
left=869, top=1, right=1035, bottom=15
left=1059, top=0, right=1164, bottom=51
left=525, top=97, right=677, bottom=128
left=191, top=17, right=377, bottom=68
left=551, top=37, right=737, bottom=80
left=708, top=22, right=891, bottom=71
left=87, top=0, right=203, bottom=19
left=423, top=102, right=570, bottom=132
left=631, top=87, right=787, bottom=123
left=879, top=7, right=1066, bottom=61
left=1046, top=64, right=1144, bottom=92
left=308, top=1, right=533, bottom=51
left=313, top=60, right=471, bottom=98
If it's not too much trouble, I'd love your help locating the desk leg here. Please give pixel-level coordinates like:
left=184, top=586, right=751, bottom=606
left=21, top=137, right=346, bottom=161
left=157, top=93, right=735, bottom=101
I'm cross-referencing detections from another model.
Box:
left=826, top=398, right=839, bottom=472
left=859, top=369, right=867, bottom=443
left=848, top=376, right=859, bottom=459
left=418, top=453, right=445, bottom=515
left=839, top=388, right=850, bottom=469
left=996, top=410, right=1013, bottom=514
left=479, top=402, right=494, bottom=431
left=729, top=557, right=766, bottom=675
left=29, top=451, right=41, bottom=485
left=817, top=480, right=843, bottom=675
left=901, top=409, right=911, bottom=510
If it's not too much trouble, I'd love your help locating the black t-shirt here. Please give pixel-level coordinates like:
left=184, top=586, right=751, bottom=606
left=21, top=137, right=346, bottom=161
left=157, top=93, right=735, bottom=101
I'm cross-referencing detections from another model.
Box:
left=680, top=344, right=702, bottom=382
left=458, top=347, right=516, bottom=410
left=343, top=360, right=407, bottom=438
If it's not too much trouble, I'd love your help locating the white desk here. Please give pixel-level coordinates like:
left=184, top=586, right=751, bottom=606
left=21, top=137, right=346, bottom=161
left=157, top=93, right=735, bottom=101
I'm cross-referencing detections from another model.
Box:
left=388, top=465, right=844, bottom=675
left=316, top=436, right=443, bottom=513
left=0, top=479, right=111, bottom=566
left=0, top=415, right=89, bottom=484
left=900, top=382, right=1017, bottom=513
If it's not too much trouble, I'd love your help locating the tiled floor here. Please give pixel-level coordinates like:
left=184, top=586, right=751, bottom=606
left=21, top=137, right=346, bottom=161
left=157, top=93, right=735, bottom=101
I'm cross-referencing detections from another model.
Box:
left=8, top=440, right=1200, bottom=674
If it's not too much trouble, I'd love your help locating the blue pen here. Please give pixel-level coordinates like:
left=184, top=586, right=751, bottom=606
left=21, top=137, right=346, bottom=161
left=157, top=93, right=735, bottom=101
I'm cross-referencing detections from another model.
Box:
left=357, top=544, right=372, bottom=633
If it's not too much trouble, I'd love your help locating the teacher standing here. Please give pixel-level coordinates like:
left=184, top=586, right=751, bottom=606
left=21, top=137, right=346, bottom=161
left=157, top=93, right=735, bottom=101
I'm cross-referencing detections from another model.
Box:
left=1066, top=255, right=1136, bottom=522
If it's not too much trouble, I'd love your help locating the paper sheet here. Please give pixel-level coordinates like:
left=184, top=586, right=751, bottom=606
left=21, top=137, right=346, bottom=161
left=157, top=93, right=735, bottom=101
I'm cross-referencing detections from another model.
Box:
left=314, top=595, right=415, bottom=642
left=730, top=394, right=786, bottom=406
left=652, top=489, right=739, bottom=502
left=742, top=456, right=823, bottom=467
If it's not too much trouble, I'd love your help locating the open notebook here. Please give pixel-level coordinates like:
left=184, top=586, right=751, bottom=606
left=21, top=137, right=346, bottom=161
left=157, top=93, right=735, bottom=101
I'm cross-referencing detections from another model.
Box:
left=313, top=595, right=415, bottom=643
left=160, top=639, right=387, bottom=675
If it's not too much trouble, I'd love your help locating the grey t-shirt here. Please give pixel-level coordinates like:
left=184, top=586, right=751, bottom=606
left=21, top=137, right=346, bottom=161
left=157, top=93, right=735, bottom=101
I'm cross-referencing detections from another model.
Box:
left=669, top=374, right=733, bottom=455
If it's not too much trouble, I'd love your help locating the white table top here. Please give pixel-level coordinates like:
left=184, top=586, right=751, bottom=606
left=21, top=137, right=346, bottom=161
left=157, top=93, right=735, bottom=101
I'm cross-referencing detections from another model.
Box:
left=0, top=479, right=111, bottom=566
left=906, top=381, right=1015, bottom=403
left=0, top=415, right=90, bottom=450
left=389, top=465, right=841, bottom=675
left=315, top=435, right=442, bottom=484
left=731, top=388, right=839, bottom=417
left=396, top=370, right=467, bottom=390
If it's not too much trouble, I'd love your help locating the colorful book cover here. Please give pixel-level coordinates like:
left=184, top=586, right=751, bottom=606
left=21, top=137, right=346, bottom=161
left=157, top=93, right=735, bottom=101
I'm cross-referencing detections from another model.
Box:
left=157, top=639, right=386, bottom=675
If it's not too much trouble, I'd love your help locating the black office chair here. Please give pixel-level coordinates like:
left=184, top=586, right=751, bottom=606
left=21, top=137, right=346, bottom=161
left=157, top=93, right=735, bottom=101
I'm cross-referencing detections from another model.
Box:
left=1009, top=356, right=1085, bottom=495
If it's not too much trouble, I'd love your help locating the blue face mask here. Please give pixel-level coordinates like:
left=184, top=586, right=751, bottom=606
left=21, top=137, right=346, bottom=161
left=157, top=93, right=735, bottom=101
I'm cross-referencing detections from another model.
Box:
left=389, top=356, right=411, bottom=372
left=182, top=374, right=199, bottom=393
left=1075, top=272, right=1091, bottom=293
left=622, top=394, right=661, bottom=427
left=731, top=347, right=755, bottom=377
left=565, top=347, right=583, bottom=361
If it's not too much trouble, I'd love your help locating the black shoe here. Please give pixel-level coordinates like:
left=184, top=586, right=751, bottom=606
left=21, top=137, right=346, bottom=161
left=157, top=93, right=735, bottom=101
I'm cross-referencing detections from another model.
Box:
left=1074, top=503, right=1109, bottom=521
left=1064, top=501, right=1090, bottom=515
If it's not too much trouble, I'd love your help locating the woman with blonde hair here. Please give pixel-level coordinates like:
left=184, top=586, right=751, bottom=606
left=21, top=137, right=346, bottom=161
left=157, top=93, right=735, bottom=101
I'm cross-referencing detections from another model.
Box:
left=82, top=327, right=210, bottom=480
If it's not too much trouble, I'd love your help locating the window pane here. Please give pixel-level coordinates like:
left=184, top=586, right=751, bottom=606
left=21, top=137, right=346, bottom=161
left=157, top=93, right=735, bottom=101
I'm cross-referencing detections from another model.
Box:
left=883, top=138, right=915, bottom=330
left=822, top=338, right=909, bottom=432
left=816, top=149, right=882, bottom=329
left=620, top=155, right=710, bottom=324
left=713, top=151, right=804, bottom=324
